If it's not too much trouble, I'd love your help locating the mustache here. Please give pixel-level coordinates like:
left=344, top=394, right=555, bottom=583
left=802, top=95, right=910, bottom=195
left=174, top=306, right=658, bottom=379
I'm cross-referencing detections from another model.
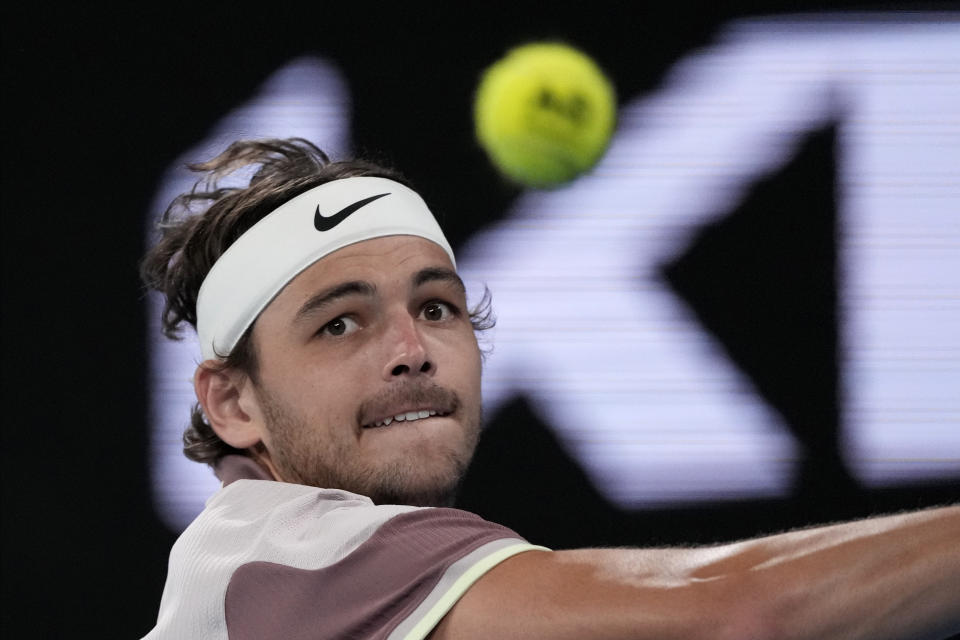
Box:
left=357, top=381, right=461, bottom=426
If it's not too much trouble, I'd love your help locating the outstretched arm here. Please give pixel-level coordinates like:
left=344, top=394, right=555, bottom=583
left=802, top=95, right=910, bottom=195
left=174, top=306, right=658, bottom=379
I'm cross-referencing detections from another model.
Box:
left=431, top=506, right=960, bottom=640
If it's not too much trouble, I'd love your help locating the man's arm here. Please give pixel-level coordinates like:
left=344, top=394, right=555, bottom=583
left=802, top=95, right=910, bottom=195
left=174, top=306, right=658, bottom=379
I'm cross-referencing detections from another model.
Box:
left=431, top=506, right=960, bottom=640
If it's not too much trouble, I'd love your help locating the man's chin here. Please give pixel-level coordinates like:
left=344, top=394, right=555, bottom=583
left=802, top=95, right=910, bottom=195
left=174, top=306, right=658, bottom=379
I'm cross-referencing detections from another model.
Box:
left=270, top=424, right=478, bottom=506
left=363, top=467, right=466, bottom=507
left=348, top=436, right=476, bottom=506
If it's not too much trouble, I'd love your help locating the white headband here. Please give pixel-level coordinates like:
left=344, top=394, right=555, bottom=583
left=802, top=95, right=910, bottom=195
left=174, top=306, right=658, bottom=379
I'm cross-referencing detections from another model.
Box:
left=196, top=176, right=455, bottom=361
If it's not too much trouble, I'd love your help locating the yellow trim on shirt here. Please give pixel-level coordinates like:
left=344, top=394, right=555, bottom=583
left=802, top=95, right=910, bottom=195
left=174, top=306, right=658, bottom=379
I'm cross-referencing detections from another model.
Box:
left=403, top=543, right=551, bottom=640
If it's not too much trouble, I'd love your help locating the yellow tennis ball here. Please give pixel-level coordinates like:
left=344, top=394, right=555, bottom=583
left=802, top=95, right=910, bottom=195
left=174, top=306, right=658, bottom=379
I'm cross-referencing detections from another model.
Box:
left=474, top=42, right=616, bottom=188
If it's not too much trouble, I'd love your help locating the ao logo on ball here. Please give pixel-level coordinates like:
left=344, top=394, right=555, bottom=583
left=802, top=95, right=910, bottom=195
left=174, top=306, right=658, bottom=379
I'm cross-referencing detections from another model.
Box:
left=474, top=42, right=617, bottom=188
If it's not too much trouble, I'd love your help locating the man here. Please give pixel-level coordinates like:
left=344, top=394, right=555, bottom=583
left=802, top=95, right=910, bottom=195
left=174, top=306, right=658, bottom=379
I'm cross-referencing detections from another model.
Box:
left=142, top=138, right=959, bottom=639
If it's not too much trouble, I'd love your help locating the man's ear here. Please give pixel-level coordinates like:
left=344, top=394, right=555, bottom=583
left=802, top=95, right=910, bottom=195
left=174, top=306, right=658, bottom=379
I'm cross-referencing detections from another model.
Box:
left=194, top=362, right=264, bottom=449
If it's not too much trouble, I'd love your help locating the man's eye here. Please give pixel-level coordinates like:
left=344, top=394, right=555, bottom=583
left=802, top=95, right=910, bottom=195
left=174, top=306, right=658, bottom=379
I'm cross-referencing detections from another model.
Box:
left=421, top=301, right=454, bottom=322
left=320, top=316, right=359, bottom=337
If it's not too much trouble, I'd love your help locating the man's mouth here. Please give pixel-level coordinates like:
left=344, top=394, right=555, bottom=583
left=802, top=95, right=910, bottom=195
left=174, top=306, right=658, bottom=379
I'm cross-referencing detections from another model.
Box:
left=358, top=382, right=460, bottom=430
left=363, top=409, right=451, bottom=429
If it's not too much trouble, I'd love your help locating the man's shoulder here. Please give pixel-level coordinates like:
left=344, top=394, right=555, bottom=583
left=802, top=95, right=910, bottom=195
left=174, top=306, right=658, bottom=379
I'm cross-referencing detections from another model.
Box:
left=147, top=479, right=540, bottom=640
left=179, top=478, right=421, bottom=567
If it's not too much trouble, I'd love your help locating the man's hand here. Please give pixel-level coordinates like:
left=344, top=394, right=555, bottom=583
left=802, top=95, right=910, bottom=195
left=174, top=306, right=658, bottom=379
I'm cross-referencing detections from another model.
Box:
left=431, top=506, right=960, bottom=640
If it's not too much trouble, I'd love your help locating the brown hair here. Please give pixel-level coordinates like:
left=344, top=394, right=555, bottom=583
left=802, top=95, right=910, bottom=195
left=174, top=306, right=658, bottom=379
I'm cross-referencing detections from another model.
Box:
left=141, top=138, right=493, bottom=466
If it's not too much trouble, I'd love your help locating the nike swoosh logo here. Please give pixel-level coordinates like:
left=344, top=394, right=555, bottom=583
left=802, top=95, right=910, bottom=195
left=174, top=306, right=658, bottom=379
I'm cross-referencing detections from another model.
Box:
left=314, top=192, right=391, bottom=231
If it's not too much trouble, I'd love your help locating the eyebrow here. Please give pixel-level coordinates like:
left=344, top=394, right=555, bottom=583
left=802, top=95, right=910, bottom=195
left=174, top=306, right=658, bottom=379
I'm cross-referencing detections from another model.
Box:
left=294, top=280, right=376, bottom=323
left=292, top=267, right=465, bottom=324
left=413, top=267, right=466, bottom=295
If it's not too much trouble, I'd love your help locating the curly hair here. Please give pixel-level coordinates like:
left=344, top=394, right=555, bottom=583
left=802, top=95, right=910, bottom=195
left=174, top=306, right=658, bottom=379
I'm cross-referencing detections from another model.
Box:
left=141, top=138, right=493, bottom=466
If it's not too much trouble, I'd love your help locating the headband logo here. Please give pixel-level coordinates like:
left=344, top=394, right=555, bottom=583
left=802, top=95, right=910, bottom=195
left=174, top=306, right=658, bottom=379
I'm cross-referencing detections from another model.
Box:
left=313, top=192, right=391, bottom=231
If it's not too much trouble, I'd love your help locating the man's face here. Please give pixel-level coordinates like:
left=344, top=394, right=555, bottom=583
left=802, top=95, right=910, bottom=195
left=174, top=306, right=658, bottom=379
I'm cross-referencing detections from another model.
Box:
left=244, top=235, right=483, bottom=506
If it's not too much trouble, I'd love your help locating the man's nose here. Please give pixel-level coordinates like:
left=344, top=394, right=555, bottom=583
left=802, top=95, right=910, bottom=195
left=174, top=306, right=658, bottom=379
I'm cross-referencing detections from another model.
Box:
left=382, top=315, right=434, bottom=380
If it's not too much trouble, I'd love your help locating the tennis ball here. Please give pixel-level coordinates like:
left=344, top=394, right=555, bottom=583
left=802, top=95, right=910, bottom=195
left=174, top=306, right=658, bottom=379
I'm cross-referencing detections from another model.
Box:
left=474, top=42, right=616, bottom=188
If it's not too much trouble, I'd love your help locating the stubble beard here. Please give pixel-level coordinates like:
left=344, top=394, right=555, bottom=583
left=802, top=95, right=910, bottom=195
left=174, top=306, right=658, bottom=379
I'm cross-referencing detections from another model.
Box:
left=256, top=383, right=481, bottom=507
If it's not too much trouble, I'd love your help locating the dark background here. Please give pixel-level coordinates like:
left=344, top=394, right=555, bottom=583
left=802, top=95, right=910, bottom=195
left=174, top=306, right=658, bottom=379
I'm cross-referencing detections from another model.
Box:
left=4, top=4, right=958, bottom=637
